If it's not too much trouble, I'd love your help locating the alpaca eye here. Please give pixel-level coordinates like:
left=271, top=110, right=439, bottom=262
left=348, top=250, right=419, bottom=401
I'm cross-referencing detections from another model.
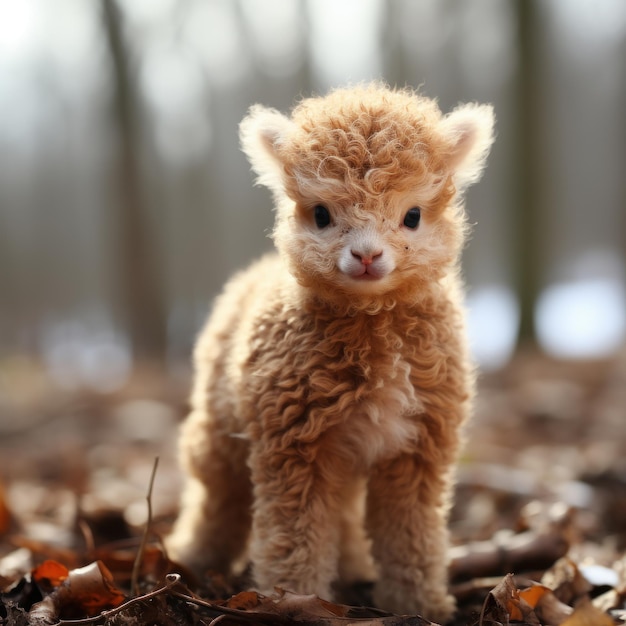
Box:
left=403, top=207, right=421, bottom=229
left=314, top=205, right=331, bottom=229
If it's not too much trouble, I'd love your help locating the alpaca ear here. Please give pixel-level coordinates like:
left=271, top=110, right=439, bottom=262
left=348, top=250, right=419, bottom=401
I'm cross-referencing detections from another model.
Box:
left=439, top=103, right=495, bottom=191
left=239, top=105, right=294, bottom=193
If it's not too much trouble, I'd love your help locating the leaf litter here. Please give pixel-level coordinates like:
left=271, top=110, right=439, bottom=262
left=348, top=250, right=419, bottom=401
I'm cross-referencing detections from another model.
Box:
left=1, top=348, right=626, bottom=625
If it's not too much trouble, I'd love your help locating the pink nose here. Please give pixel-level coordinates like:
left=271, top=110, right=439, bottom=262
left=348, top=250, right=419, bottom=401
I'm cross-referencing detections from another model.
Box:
left=351, top=249, right=382, bottom=266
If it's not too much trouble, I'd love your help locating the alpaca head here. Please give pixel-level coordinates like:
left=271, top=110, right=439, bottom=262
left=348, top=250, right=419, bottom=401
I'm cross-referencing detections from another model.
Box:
left=240, top=83, right=495, bottom=308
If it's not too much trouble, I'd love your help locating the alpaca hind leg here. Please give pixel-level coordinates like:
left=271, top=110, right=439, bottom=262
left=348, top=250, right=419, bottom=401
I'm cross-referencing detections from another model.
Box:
left=168, top=411, right=252, bottom=576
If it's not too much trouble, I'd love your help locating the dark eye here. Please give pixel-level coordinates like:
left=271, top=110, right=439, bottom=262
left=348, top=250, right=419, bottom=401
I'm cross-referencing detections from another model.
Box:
left=314, top=205, right=331, bottom=229
left=403, top=207, right=421, bottom=229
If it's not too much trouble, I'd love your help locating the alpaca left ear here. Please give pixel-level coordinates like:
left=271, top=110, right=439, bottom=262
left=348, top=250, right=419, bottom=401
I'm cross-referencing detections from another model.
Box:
left=239, top=105, right=295, bottom=194
left=439, top=103, right=495, bottom=191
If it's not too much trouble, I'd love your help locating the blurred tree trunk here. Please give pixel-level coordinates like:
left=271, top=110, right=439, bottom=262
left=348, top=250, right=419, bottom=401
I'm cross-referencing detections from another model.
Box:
left=621, top=27, right=626, bottom=269
left=513, top=0, right=541, bottom=346
left=101, top=0, right=167, bottom=365
left=381, top=1, right=408, bottom=88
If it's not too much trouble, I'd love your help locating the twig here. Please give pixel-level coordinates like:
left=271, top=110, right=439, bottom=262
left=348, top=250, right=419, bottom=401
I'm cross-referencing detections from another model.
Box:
left=78, top=519, right=96, bottom=558
left=131, top=456, right=160, bottom=595
left=448, top=528, right=569, bottom=582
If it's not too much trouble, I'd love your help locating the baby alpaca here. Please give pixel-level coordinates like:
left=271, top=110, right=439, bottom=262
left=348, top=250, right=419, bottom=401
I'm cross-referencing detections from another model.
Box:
left=168, top=83, right=494, bottom=623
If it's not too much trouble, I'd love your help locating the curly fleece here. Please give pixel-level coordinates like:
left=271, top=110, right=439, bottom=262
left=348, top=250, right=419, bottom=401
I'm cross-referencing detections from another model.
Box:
left=167, top=83, right=495, bottom=624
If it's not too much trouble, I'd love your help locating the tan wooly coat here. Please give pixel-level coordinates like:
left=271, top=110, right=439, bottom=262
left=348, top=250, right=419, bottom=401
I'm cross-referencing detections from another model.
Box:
left=167, top=83, right=495, bottom=623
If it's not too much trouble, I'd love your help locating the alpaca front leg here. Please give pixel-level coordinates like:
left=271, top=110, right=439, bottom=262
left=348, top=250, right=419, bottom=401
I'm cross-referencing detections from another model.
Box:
left=248, top=447, right=343, bottom=600
left=366, top=454, right=456, bottom=623
left=338, top=477, right=376, bottom=585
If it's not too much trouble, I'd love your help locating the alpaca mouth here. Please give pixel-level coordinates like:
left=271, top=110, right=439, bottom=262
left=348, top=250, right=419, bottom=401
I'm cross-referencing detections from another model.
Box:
left=349, top=266, right=386, bottom=281
left=353, top=271, right=382, bottom=281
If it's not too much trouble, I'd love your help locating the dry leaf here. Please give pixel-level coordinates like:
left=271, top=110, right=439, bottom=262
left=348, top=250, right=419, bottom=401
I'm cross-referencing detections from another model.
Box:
left=65, top=561, right=126, bottom=613
left=0, top=481, right=11, bottom=536
left=559, top=596, right=614, bottom=626
left=225, top=590, right=265, bottom=611
left=541, top=557, right=592, bottom=604
left=32, top=560, right=69, bottom=591
left=528, top=585, right=573, bottom=624
left=218, top=588, right=436, bottom=626
left=0, top=547, right=33, bottom=582
left=593, top=588, right=623, bottom=613
left=479, top=573, right=537, bottom=625
left=518, top=583, right=551, bottom=609
left=29, top=560, right=125, bottom=624
left=272, top=589, right=351, bottom=618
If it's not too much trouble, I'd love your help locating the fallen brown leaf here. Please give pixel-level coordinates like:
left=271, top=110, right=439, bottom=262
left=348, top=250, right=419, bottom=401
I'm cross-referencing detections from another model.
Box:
left=559, top=596, right=614, bottom=626
left=178, top=586, right=438, bottom=626
left=32, top=560, right=69, bottom=591
left=0, top=482, right=11, bottom=537
left=479, top=574, right=540, bottom=625
left=532, top=588, right=573, bottom=625
left=541, top=557, right=592, bottom=605
left=28, top=560, right=125, bottom=624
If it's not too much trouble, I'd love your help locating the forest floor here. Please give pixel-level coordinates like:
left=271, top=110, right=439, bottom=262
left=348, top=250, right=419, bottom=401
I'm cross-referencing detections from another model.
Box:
left=1, top=347, right=625, bottom=626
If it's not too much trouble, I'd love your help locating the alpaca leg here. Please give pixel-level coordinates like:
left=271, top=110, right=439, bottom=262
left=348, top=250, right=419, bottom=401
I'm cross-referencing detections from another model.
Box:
left=167, top=410, right=252, bottom=576
left=366, top=454, right=455, bottom=623
left=337, top=477, right=376, bottom=585
left=248, top=447, right=344, bottom=600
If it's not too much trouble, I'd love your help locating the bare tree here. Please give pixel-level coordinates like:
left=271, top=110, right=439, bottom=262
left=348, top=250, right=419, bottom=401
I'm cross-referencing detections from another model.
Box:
left=621, top=23, right=626, bottom=265
left=101, top=0, right=167, bottom=364
left=513, top=0, right=542, bottom=346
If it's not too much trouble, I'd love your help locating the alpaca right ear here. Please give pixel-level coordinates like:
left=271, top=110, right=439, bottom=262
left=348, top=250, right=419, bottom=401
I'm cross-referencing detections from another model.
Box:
left=439, top=103, right=495, bottom=193
left=239, top=105, right=294, bottom=193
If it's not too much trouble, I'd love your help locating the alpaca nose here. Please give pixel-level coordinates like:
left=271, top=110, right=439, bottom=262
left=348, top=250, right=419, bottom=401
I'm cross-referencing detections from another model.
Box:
left=351, top=249, right=383, bottom=266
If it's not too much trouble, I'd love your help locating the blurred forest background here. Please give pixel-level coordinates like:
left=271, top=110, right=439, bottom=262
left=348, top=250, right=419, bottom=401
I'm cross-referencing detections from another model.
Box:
left=0, top=0, right=625, bottom=390
left=1, top=5, right=626, bottom=622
